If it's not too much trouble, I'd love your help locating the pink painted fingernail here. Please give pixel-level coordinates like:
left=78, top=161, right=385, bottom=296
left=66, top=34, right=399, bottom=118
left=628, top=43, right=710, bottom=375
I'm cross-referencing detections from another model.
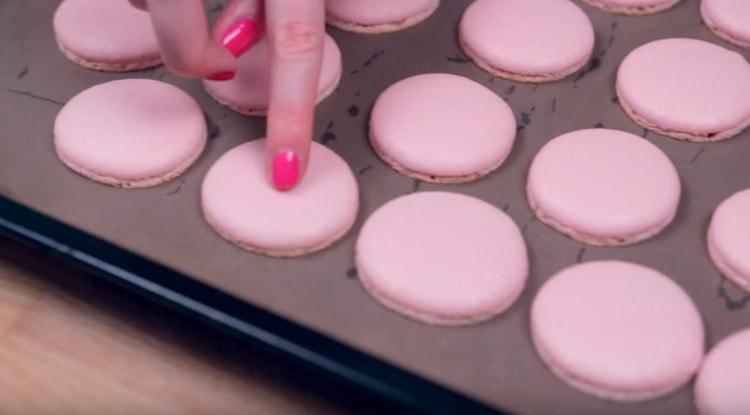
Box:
left=272, top=150, right=299, bottom=191
left=207, top=71, right=235, bottom=81
left=221, top=18, right=262, bottom=57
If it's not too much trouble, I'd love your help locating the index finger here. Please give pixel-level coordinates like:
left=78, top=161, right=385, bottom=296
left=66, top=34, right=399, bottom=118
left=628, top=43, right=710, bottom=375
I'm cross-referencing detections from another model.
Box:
left=265, top=0, right=325, bottom=191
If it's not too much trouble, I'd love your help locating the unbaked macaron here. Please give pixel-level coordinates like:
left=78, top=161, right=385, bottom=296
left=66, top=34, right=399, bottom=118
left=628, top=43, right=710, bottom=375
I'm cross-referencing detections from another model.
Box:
left=707, top=189, right=750, bottom=293
left=527, top=128, right=680, bottom=246
left=54, top=79, right=206, bottom=188
left=701, top=0, right=750, bottom=49
left=531, top=261, right=705, bottom=402
left=201, top=139, right=358, bottom=257
left=694, top=328, right=750, bottom=415
left=459, top=0, right=594, bottom=82
left=356, top=192, right=528, bottom=325
left=53, top=0, right=161, bottom=71
left=369, top=73, right=516, bottom=183
left=203, top=34, right=341, bottom=116
left=581, top=0, right=682, bottom=15
left=617, top=38, right=750, bottom=142
left=326, top=0, right=440, bottom=34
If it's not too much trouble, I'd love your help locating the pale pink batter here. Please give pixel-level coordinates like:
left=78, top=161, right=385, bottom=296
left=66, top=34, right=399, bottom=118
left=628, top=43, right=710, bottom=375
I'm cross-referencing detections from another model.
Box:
left=527, top=129, right=680, bottom=245
left=204, top=34, right=341, bottom=116
left=617, top=38, right=750, bottom=141
left=53, top=0, right=161, bottom=71
left=581, top=0, right=682, bottom=15
left=695, top=328, right=750, bottom=415
left=356, top=192, right=528, bottom=325
left=201, top=139, right=358, bottom=257
left=326, top=0, right=439, bottom=33
left=707, top=189, right=750, bottom=293
left=531, top=261, right=705, bottom=402
left=459, top=0, right=594, bottom=82
left=370, top=73, right=516, bottom=182
left=54, top=79, right=206, bottom=188
left=701, top=0, right=750, bottom=49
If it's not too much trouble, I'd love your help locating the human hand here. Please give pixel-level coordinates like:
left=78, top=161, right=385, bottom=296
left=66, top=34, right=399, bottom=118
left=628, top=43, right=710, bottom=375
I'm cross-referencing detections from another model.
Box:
left=129, top=0, right=325, bottom=191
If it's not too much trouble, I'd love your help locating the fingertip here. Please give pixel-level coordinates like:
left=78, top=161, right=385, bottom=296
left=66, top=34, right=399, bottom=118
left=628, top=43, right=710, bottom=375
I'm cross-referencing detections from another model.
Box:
left=271, top=149, right=300, bottom=191
left=296, top=139, right=313, bottom=179
left=201, top=43, right=238, bottom=80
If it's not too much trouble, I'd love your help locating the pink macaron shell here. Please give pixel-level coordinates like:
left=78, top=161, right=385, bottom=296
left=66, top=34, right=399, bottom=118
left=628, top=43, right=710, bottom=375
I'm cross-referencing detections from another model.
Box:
left=326, top=0, right=438, bottom=26
left=356, top=192, right=528, bottom=323
left=204, top=34, right=341, bottom=114
left=701, top=0, right=750, bottom=48
left=695, top=328, right=750, bottom=415
left=459, top=0, right=594, bottom=77
left=53, top=0, right=160, bottom=65
left=201, top=139, right=358, bottom=256
left=531, top=261, right=705, bottom=401
left=617, top=38, right=750, bottom=138
left=370, top=73, right=516, bottom=178
left=54, top=79, right=206, bottom=184
left=707, top=189, right=750, bottom=291
left=581, top=0, right=682, bottom=15
left=527, top=129, right=680, bottom=242
left=590, top=0, right=677, bottom=6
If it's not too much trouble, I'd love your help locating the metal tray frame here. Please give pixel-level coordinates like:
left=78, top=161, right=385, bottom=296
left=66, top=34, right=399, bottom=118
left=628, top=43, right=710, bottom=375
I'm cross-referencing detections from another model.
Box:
left=0, top=195, right=501, bottom=415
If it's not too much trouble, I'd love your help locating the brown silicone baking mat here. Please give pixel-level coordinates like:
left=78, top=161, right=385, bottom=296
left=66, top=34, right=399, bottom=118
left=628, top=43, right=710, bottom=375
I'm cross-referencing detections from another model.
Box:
left=2, top=1, right=750, bottom=413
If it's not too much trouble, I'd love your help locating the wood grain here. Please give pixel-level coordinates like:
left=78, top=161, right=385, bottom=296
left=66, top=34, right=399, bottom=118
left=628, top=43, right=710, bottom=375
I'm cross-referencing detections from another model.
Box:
left=0, top=240, right=356, bottom=415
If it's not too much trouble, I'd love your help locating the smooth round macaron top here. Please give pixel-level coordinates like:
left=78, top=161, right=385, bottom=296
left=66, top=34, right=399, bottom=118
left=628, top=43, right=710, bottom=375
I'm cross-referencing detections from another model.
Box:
left=204, top=34, right=341, bottom=115
left=54, top=79, right=206, bottom=186
left=531, top=261, right=705, bottom=402
left=617, top=38, right=750, bottom=140
left=695, top=328, right=750, bottom=415
left=701, top=0, right=750, bottom=48
left=356, top=192, right=528, bottom=324
left=707, top=189, right=750, bottom=291
left=54, top=0, right=160, bottom=66
left=201, top=139, right=358, bottom=257
left=527, top=129, right=680, bottom=245
left=370, top=73, right=516, bottom=181
left=326, top=0, right=438, bottom=27
left=459, top=0, right=594, bottom=78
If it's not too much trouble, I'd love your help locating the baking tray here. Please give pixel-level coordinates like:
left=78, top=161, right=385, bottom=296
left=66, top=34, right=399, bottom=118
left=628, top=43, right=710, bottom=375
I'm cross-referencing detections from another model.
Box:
left=2, top=1, right=750, bottom=414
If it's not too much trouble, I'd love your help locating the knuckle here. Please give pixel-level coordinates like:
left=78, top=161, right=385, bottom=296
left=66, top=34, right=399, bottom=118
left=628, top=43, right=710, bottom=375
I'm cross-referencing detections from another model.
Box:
left=270, top=108, right=309, bottom=137
left=273, top=21, right=321, bottom=56
left=273, top=109, right=302, bottom=128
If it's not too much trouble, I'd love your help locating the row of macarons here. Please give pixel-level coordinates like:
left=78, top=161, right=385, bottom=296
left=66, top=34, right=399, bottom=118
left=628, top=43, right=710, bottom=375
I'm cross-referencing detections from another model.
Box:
left=54, top=74, right=750, bottom=411
left=53, top=1, right=750, bottom=319
left=50, top=0, right=750, bottom=292
left=50, top=2, right=750, bottom=412
left=54, top=0, right=750, bottom=142
left=371, top=0, right=750, bottom=53
left=53, top=0, right=750, bottom=74
left=455, top=0, right=749, bottom=86
left=49, top=0, right=749, bottom=296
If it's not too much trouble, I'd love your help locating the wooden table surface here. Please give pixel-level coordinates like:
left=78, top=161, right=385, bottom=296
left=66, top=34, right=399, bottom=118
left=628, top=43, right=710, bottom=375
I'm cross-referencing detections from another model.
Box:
left=0, top=237, right=377, bottom=414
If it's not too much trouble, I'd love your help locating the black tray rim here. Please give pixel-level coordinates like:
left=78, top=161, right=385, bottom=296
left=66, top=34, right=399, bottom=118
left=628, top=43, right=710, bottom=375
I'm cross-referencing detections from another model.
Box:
left=0, top=194, right=506, bottom=415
